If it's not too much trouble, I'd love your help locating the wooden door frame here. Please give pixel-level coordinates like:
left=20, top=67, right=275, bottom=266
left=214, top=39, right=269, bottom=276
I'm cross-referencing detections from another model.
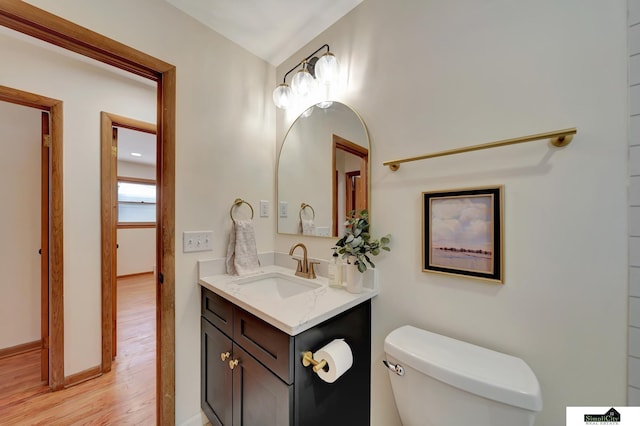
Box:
left=0, top=2, right=176, bottom=424
left=101, top=112, right=156, bottom=370
left=40, top=111, right=50, bottom=383
left=0, top=85, right=63, bottom=391
left=332, top=134, right=369, bottom=235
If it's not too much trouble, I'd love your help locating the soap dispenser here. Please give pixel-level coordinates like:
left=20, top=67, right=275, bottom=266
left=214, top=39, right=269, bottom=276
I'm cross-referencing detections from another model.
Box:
left=328, top=247, right=343, bottom=288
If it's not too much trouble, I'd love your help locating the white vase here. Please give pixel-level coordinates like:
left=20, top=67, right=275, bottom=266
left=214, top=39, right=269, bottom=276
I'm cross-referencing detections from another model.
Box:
left=345, top=263, right=364, bottom=293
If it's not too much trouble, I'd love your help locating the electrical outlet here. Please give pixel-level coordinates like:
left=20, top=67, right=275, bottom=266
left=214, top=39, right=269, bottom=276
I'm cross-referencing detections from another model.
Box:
left=260, top=200, right=269, bottom=217
left=316, top=226, right=330, bottom=237
left=183, top=231, right=213, bottom=253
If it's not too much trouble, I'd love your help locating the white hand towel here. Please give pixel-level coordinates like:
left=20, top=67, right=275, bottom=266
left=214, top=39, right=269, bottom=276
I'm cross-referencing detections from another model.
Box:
left=226, top=219, right=260, bottom=275
left=301, top=219, right=316, bottom=236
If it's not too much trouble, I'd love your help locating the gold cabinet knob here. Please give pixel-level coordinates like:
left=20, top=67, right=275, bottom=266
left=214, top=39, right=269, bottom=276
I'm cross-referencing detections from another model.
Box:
left=220, top=351, right=231, bottom=362
left=229, top=359, right=239, bottom=370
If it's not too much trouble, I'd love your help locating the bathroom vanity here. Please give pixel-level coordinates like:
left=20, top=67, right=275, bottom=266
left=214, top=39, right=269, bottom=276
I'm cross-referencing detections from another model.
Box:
left=199, top=266, right=375, bottom=426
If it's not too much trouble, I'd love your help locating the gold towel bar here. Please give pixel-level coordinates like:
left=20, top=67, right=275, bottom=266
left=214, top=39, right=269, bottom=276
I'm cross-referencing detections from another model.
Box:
left=302, top=351, right=327, bottom=373
left=229, top=198, right=254, bottom=223
left=383, top=127, right=577, bottom=171
left=299, top=203, right=315, bottom=220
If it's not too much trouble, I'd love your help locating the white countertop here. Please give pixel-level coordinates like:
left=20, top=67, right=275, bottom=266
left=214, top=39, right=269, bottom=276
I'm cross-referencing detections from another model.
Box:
left=198, top=264, right=378, bottom=336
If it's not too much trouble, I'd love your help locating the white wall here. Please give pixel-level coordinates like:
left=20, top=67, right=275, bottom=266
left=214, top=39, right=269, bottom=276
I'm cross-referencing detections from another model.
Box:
left=0, top=101, right=42, bottom=349
left=117, top=160, right=156, bottom=276
left=118, top=160, right=155, bottom=180
left=117, top=228, right=156, bottom=277
left=21, top=1, right=276, bottom=423
left=276, top=1, right=628, bottom=425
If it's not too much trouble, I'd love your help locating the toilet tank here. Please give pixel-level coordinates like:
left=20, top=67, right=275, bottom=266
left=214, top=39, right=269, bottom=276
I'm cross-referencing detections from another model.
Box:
left=384, top=326, right=542, bottom=426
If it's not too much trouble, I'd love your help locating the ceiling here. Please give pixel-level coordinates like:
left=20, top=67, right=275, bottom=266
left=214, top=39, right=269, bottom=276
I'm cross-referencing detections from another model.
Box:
left=118, top=127, right=156, bottom=167
left=164, top=0, right=363, bottom=66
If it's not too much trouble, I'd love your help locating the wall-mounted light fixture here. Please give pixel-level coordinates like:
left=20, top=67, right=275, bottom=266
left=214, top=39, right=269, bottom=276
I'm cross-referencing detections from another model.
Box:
left=273, top=44, right=340, bottom=110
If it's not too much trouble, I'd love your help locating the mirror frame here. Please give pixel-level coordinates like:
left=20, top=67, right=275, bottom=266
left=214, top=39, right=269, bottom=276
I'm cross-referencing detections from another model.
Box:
left=276, top=101, right=371, bottom=238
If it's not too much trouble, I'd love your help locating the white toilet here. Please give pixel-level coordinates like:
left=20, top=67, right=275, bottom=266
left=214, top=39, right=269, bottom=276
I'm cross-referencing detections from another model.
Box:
left=383, top=325, right=542, bottom=426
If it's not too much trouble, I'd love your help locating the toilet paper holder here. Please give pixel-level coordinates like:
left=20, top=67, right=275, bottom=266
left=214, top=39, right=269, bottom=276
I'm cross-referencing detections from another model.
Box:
left=302, top=351, right=327, bottom=373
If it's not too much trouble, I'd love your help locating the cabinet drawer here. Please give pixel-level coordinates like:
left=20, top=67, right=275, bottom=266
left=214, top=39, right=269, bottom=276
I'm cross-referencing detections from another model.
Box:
left=234, top=308, right=293, bottom=384
left=202, top=287, right=233, bottom=337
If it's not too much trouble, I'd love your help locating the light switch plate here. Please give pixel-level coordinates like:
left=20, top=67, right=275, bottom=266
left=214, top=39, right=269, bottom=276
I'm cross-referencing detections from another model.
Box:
left=260, top=200, right=269, bottom=217
left=183, top=231, right=213, bottom=253
left=279, top=201, right=288, bottom=218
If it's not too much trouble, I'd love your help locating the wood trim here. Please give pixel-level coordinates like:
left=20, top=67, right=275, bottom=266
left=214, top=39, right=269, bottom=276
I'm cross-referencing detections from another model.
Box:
left=117, top=223, right=157, bottom=229
left=0, top=340, right=41, bottom=360
left=63, top=365, right=102, bottom=388
left=100, top=112, right=114, bottom=372
left=157, top=67, right=176, bottom=424
left=111, top=127, right=118, bottom=359
left=0, top=1, right=172, bottom=80
left=0, top=3, right=176, bottom=424
left=103, top=112, right=158, bottom=134
left=49, top=99, right=64, bottom=392
left=40, top=111, right=50, bottom=383
left=117, top=271, right=154, bottom=279
left=0, top=85, right=59, bottom=110
left=334, top=134, right=368, bottom=157
left=118, top=176, right=156, bottom=185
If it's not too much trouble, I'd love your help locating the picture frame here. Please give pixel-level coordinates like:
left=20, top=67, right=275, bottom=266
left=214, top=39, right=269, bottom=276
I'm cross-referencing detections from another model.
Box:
left=422, top=185, right=503, bottom=283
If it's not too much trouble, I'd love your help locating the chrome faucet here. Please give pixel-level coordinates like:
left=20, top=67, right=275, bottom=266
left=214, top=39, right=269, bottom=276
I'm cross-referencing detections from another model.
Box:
left=289, top=243, right=319, bottom=279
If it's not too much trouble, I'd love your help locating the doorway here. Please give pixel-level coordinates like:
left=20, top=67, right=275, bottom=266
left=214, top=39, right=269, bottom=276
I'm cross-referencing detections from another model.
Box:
left=0, top=2, right=176, bottom=423
left=101, top=113, right=157, bottom=369
left=333, top=134, right=369, bottom=236
left=0, top=86, right=64, bottom=393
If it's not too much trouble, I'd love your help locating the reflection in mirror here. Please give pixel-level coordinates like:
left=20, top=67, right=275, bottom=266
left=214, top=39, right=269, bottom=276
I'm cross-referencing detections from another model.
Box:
left=277, top=102, right=369, bottom=238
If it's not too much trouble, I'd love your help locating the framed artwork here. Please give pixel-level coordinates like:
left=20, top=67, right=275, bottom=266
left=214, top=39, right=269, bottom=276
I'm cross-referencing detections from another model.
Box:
left=422, top=185, right=503, bottom=283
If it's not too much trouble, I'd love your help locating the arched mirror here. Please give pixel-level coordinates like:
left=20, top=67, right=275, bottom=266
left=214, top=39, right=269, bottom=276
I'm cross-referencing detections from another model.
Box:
left=277, top=102, right=370, bottom=237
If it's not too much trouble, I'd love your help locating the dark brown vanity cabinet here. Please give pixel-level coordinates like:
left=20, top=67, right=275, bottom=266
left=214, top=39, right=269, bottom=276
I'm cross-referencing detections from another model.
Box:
left=201, top=286, right=371, bottom=426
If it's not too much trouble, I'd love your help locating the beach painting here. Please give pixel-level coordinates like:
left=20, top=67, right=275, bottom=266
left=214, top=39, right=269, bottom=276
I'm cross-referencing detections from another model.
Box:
left=423, top=186, right=503, bottom=283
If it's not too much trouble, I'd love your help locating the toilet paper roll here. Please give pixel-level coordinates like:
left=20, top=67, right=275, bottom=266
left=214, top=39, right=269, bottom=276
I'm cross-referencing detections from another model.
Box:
left=313, top=338, right=353, bottom=383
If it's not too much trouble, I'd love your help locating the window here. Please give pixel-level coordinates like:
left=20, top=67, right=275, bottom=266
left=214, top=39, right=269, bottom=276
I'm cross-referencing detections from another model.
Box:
left=117, top=179, right=156, bottom=226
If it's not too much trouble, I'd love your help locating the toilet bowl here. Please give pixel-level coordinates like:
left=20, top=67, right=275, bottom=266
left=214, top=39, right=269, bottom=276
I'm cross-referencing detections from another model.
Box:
left=383, top=325, right=542, bottom=426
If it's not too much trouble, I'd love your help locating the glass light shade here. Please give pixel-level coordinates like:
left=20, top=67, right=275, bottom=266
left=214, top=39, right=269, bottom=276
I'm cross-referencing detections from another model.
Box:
left=314, top=52, right=340, bottom=86
left=291, top=68, right=316, bottom=97
left=272, top=83, right=292, bottom=109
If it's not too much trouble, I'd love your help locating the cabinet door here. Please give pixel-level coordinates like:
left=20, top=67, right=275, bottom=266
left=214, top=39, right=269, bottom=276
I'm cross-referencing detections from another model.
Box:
left=232, top=345, right=293, bottom=426
left=202, top=318, right=233, bottom=426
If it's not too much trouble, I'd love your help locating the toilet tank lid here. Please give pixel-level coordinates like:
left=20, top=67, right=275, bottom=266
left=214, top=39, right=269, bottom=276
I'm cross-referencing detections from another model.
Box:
left=384, top=325, right=542, bottom=412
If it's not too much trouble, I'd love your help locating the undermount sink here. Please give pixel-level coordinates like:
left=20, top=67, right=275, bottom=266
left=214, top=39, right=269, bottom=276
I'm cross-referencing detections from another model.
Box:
left=233, top=272, right=321, bottom=301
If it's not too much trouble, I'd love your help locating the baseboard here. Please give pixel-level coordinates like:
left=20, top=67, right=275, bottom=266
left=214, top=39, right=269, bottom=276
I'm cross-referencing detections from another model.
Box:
left=64, top=365, right=102, bottom=388
left=178, top=411, right=209, bottom=426
left=0, top=339, right=41, bottom=359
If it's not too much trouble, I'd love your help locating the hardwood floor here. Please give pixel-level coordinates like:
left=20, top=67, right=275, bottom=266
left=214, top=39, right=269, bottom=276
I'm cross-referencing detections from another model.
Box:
left=0, top=273, right=156, bottom=425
